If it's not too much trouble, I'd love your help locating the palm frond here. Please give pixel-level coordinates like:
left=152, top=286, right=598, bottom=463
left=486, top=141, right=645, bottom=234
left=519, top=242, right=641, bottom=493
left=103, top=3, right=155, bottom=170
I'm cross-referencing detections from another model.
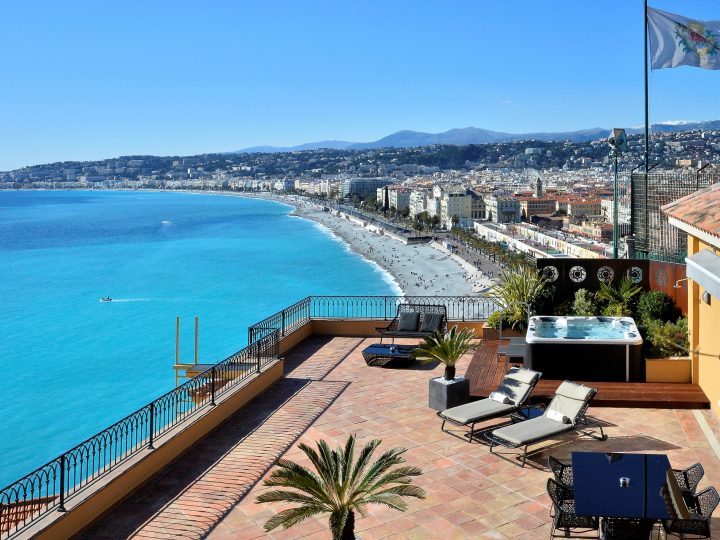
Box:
left=411, top=326, right=475, bottom=367
left=263, top=505, right=326, bottom=532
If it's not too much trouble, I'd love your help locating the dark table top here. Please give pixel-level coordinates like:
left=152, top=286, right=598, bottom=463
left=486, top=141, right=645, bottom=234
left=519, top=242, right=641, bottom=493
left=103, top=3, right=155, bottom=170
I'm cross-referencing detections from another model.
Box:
left=362, top=344, right=416, bottom=357
left=572, top=452, right=674, bottom=520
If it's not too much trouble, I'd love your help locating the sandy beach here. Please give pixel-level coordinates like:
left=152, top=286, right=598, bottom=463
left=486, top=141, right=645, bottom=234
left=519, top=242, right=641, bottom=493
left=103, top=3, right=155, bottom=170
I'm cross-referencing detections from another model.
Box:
left=251, top=193, right=494, bottom=297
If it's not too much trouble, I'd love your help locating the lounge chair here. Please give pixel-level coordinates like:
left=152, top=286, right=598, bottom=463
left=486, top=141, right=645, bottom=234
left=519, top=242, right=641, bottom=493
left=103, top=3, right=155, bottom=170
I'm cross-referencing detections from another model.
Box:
left=485, top=380, right=606, bottom=466
left=438, top=367, right=542, bottom=442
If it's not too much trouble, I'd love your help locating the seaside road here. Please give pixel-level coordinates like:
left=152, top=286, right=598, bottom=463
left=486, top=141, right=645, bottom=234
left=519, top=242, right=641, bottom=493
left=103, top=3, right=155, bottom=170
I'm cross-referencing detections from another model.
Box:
left=75, top=337, right=363, bottom=540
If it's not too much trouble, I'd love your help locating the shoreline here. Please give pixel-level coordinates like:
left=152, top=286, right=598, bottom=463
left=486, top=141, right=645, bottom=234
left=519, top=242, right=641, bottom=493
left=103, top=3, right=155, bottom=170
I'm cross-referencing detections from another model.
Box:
left=238, top=192, right=493, bottom=297
left=5, top=188, right=493, bottom=297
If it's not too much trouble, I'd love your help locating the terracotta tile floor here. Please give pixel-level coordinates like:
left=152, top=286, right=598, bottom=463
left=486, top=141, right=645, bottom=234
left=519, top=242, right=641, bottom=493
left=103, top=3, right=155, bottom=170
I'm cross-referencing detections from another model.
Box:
left=81, top=336, right=720, bottom=539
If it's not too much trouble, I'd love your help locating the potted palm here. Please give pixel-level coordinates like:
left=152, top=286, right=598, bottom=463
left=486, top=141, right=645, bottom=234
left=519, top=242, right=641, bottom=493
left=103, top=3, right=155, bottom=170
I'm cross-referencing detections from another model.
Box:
left=256, top=435, right=425, bottom=540
left=412, top=326, right=475, bottom=411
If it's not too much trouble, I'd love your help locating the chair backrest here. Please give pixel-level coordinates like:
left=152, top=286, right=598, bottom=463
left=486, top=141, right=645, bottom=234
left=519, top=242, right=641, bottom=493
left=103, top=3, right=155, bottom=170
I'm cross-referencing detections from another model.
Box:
left=395, top=304, right=447, bottom=332
left=496, top=367, right=541, bottom=406
left=696, top=486, right=720, bottom=519
left=546, top=477, right=571, bottom=508
left=684, top=462, right=705, bottom=493
left=548, top=455, right=573, bottom=487
left=545, top=381, right=597, bottom=425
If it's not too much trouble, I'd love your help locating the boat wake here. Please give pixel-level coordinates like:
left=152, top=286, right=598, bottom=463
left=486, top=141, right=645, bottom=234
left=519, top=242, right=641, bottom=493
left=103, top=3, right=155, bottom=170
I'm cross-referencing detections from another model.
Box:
left=99, top=298, right=152, bottom=303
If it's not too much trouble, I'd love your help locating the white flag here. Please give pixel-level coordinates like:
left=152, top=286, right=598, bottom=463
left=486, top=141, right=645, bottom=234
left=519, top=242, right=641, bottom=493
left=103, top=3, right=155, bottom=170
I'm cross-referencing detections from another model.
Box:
left=647, top=7, right=720, bottom=70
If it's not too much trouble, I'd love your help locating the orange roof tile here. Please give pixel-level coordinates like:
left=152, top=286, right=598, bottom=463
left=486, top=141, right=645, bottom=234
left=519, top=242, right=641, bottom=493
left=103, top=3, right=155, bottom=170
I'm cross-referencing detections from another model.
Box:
left=661, top=182, right=720, bottom=239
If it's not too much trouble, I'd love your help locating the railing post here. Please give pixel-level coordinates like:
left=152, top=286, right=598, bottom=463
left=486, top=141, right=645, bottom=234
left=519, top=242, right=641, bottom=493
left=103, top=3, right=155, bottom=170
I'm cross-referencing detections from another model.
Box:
left=384, top=296, right=388, bottom=320
left=281, top=310, right=286, bottom=337
left=58, top=454, right=66, bottom=512
left=210, top=368, right=216, bottom=406
left=257, top=342, right=262, bottom=373
left=462, top=297, right=466, bottom=322
left=148, top=402, right=155, bottom=450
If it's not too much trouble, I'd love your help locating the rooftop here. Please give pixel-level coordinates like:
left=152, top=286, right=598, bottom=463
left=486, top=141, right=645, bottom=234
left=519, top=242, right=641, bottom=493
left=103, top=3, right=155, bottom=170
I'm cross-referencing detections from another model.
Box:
left=662, top=182, right=720, bottom=240
left=79, top=335, right=720, bottom=539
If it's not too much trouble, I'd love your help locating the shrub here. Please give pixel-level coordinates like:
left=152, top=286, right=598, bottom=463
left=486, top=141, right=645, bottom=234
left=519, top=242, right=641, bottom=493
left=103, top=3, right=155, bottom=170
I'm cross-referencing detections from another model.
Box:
left=531, top=283, right=556, bottom=316
left=572, top=289, right=598, bottom=316
left=486, top=263, right=548, bottom=330
left=486, top=309, right=514, bottom=330
left=637, top=290, right=679, bottom=324
left=646, top=317, right=689, bottom=358
left=595, top=278, right=642, bottom=317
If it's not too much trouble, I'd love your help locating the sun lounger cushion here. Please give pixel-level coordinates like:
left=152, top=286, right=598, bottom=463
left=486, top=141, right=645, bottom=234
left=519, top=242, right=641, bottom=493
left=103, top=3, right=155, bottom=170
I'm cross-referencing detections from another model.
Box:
left=546, top=409, right=571, bottom=424
left=494, top=367, right=541, bottom=405
left=489, top=391, right=512, bottom=404
left=398, top=312, right=420, bottom=332
left=504, top=367, right=538, bottom=385
left=441, top=399, right=516, bottom=424
left=491, top=417, right=570, bottom=446
left=546, top=381, right=594, bottom=424
left=419, top=313, right=444, bottom=333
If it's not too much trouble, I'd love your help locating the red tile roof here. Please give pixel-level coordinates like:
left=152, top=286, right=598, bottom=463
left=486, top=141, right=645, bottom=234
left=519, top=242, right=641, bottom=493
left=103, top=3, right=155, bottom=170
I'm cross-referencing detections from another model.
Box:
left=661, top=182, right=720, bottom=239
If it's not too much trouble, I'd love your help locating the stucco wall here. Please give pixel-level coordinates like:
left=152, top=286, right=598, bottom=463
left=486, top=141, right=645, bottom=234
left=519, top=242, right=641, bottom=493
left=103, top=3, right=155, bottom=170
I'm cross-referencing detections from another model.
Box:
left=688, top=237, right=720, bottom=414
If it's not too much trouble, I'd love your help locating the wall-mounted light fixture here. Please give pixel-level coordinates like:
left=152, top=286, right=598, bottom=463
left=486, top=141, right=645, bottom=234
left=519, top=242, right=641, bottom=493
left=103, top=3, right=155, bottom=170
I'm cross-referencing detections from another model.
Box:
left=674, top=277, right=690, bottom=289
left=702, top=291, right=712, bottom=305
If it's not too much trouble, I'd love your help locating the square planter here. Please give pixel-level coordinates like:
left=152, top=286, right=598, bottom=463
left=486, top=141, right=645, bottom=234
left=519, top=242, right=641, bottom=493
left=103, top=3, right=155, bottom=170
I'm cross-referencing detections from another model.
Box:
left=429, top=377, right=469, bottom=411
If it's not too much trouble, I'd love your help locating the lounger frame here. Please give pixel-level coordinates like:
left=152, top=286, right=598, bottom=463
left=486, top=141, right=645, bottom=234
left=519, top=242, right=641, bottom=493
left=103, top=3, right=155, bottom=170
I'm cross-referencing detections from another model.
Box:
left=484, top=388, right=607, bottom=467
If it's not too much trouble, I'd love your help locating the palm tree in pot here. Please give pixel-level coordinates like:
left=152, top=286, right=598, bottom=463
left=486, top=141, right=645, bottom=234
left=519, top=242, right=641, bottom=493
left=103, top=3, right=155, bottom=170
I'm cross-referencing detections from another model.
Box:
left=256, top=434, right=425, bottom=539
left=412, top=325, right=476, bottom=380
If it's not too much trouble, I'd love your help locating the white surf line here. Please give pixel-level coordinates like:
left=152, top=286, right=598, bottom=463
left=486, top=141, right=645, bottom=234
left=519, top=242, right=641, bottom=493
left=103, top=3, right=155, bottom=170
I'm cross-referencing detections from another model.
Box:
left=692, top=409, right=720, bottom=462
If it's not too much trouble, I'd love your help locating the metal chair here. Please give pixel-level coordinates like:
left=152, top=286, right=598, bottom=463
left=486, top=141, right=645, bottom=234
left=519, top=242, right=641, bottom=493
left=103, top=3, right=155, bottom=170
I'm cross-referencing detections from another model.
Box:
left=663, top=486, right=719, bottom=539
left=548, top=455, right=574, bottom=490
left=547, top=478, right=599, bottom=538
left=673, top=462, right=705, bottom=503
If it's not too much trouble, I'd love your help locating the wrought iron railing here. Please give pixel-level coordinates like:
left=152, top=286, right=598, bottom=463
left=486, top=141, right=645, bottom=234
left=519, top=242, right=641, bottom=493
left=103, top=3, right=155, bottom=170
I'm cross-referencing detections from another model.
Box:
left=2, top=295, right=496, bottom=538
left=248, top=295, right=498, bottom=344
left=0, top=329, right=279, bottom=539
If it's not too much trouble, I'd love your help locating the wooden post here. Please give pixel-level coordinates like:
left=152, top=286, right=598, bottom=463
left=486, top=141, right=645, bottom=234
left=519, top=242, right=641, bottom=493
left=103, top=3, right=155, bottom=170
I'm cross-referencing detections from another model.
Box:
left=194, top=316, right=199, bottom=365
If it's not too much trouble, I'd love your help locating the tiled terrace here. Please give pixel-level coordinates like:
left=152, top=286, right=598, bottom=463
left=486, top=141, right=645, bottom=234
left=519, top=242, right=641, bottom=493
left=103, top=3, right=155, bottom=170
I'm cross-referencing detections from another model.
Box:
left=81, top=335, right=720, bottom=539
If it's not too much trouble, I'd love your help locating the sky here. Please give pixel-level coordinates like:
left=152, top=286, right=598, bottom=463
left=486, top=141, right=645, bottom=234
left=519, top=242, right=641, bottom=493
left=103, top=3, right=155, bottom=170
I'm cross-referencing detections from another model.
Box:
left=1, top=0, right=720, bottom=171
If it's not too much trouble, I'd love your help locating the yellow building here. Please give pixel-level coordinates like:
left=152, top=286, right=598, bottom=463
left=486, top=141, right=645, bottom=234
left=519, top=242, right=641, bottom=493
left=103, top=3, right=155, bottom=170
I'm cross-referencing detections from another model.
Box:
left=663, top=183, right=720, bottom=415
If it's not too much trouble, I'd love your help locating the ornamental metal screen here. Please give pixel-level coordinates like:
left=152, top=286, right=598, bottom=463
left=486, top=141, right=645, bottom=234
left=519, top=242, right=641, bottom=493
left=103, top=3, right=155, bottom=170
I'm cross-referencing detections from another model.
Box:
left=630, top=168, right=720, bottom=262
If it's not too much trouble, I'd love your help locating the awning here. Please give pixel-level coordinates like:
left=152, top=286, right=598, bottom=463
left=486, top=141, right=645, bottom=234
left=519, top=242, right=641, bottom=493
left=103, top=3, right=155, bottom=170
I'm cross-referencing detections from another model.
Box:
left=686, top=249, right=720, bottom=300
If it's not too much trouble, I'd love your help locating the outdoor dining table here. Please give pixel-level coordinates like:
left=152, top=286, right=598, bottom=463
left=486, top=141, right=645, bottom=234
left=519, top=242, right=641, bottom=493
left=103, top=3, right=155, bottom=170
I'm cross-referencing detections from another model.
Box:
left=572, top=451, right=687, bottom=538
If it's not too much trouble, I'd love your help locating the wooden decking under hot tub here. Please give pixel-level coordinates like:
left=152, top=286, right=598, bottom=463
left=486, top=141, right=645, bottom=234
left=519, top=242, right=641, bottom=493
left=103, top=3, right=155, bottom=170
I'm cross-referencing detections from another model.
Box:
left=465, top=339, right=710, bottom=409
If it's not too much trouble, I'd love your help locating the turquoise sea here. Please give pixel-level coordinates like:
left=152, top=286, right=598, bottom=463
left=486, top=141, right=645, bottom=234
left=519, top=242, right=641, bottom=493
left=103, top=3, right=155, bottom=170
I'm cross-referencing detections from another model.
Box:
left=0, top=190, right=397, bottom=487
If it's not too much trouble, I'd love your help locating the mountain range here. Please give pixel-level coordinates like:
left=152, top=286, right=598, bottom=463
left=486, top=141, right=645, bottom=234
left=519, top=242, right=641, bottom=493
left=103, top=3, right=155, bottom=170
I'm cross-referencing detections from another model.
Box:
left=235, top=120, right=720, bottom=153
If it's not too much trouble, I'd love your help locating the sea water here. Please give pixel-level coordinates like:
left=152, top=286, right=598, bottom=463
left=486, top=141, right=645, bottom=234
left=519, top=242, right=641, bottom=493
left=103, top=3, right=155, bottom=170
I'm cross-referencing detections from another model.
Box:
left=0, top=190, right=398, bottom=487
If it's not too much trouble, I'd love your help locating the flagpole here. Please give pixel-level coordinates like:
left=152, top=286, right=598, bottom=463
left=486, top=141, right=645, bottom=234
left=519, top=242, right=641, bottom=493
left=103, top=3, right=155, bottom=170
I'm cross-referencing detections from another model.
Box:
left=644, top=0, right=649, bottom=172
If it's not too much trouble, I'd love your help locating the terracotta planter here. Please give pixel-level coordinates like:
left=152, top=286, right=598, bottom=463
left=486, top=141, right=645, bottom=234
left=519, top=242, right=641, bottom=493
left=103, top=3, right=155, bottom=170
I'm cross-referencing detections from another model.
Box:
left=481, top=323, right=526, bottom=341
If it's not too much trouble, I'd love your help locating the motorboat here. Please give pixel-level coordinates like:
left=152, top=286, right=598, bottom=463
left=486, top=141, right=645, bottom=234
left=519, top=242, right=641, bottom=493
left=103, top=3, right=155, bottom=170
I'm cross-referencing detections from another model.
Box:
left=100, top=297, right=112, bottom=302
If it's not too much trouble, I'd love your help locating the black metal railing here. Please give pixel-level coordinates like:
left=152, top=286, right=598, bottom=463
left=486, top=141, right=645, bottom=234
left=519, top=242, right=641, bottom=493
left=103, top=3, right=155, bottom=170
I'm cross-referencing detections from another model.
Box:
left=0, top=329, right=279, bottom=539
left=2, top=294, right=495, bottom=538
left=247, top=296, right=498, bottom=345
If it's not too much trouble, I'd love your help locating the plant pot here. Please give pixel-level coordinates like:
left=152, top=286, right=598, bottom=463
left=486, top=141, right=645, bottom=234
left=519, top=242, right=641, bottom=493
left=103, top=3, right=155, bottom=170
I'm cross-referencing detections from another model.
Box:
left=429, top=377, right=469, bottom=411
left=481, top=323, right=526, bottom=341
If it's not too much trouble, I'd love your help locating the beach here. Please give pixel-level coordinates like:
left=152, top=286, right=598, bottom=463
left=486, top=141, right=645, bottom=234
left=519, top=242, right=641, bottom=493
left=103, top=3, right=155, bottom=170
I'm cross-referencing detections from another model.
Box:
left=256, top=194, right=494, bottom=297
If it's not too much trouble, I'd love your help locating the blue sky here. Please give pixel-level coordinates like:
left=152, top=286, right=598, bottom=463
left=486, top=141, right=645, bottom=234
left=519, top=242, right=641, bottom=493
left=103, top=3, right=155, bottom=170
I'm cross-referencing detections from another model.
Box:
left=1, top=0, right=719, bottom=170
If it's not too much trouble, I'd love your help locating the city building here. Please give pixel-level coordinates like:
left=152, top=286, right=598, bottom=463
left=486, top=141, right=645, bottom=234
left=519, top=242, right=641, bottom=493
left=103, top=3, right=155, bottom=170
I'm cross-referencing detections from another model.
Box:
left=484, top=195, right=521, bottom=223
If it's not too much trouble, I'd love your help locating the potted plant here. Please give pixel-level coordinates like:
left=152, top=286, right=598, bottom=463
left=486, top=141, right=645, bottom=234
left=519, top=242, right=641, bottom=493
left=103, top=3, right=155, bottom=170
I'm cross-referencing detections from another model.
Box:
left=483, top=263, right=548, bottom=338
left=413, top=326, right=475, bottom=410
left=256, top=435, right=426, bottom=540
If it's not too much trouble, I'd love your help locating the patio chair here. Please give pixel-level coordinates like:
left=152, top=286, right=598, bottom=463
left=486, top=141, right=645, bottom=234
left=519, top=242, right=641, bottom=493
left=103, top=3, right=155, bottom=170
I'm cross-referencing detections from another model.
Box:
left=437, top=367, right=542, bottom=442
left=663, top=486, right=719, bottom=539
left=547, top=478, right=599, bottom=538
left=485, top=381, right=606, bottom=467
left=548, top=455, right=574, bottom=490
left=672, top=462, right=705, bottom=509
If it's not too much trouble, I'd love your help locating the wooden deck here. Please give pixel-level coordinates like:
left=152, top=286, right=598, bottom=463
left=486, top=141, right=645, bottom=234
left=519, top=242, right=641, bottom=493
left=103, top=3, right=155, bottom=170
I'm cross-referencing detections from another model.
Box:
left=465, top=340, right=710, bottom=409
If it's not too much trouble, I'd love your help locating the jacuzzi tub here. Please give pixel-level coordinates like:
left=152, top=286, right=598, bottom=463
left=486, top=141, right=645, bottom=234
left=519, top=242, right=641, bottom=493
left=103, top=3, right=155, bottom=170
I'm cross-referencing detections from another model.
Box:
left=525, top=316, right=644, bottom=382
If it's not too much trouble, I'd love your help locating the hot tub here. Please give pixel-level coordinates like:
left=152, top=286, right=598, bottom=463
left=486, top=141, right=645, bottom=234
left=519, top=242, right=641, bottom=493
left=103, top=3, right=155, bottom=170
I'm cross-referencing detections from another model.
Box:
left=525, top=316, right=644, bottom=382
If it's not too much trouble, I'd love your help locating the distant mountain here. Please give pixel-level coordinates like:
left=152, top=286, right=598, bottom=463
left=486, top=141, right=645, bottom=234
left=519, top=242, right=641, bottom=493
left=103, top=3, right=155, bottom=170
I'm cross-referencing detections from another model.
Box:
left=234, top=120, right=720, bottom=153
